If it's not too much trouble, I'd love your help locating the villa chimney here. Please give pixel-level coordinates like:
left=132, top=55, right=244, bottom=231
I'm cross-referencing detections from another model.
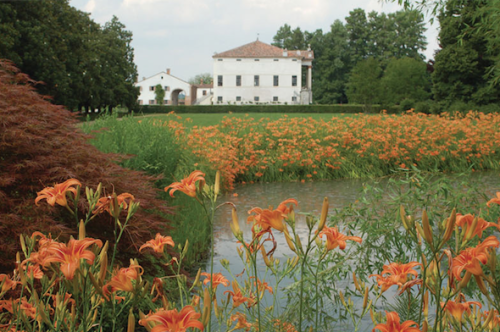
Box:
left=283, top=48, right=288, bottom=57
left=200, top=78, right=204, bottom=84
left=167, top=68, right=171, bottom=75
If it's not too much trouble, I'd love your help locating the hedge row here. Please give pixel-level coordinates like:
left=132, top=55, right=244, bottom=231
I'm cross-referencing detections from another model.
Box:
left=134, top=104, right=398, bottom=114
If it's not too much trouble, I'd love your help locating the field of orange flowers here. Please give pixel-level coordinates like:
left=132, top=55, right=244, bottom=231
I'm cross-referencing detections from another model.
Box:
left=155, top=111, right=500, bottom=190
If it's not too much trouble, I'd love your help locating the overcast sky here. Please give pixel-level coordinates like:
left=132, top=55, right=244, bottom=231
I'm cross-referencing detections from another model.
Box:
left=69, top=0, right=439, bottom=82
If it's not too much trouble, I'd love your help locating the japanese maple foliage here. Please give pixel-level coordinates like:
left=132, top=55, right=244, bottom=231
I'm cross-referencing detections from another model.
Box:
left=0, top=60, right=172, bottom=272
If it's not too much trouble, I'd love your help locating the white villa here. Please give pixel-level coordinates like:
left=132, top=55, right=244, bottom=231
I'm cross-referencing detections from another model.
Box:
left=213, top=40, right=314, bottom=105
left=135, top=69, right=193, bottom=105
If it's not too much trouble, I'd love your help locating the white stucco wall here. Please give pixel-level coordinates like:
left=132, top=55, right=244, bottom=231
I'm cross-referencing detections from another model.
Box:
left=213, top=58, right=304, bottom=105
left=135, top=72, right=191, bottom=105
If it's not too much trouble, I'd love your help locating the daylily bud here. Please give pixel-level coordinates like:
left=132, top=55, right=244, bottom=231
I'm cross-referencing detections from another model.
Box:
left=231, top=208, right=242, bottom=238
left=353, top=272, right=361, bottom=292
left=458, top=271, right=472, bottom=290
left=370, top=308, right=376, bottom=325
left=423, top=291, right=429, bottom=318
left=284, top=228, right=296, bottom=253
left=362, top=286, right=369, bottom=310
left=79, top=219, right=85, bottom=240
left=339, top=291, right=347, bottom=307
left=422, top=320, right=428, bottom=332
left=193, top=268, right=202, bottom=287
left=127, top=309, right=135, bottom=332
left=415, top=223, right=425, bottom=245
left=422, top=210, right=433, bottom=247
left=317, top=197, right=329, bottom=233
left=182, top=239, right=189, bottom=257
left=442, top=208, right=456, bottom=244
left=214, top=171, right=220, bottom=196
left=198, top=178, right=206, bottom=195
left=202, top=288, right=211, bottom=326
left=19, top=234, right=27, bottom=255
left=295, top=234, right=303, bottom=252
left=400, top=205, right=407, bottom=229
left=474, top=275, right=489, bottom=296
left=489, top=247, right=497, bottom=273
left=260, top=246, right=272, bottom=268
left=111, top=192, right=120, bottom=219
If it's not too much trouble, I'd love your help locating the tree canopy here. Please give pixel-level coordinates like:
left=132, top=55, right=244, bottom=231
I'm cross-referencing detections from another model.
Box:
left=273, top=8, right=428, bottom=104
left=0, top=0, right=139, bottom=112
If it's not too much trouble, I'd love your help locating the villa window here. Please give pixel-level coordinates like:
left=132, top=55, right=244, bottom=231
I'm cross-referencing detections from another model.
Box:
left=292, top=76, right=297, bottom=87
left=274, top=75, right=279, bottom=86
left=236, top=75, right=241, bottom=86
left=273, top=96, right=278, bottom=102
left=139, top=86, right=143, bottom=92
left=254, top=75, right=259, bottom=86
left=203, top=90, right=207, bottom=96
left=149, top=100, right=155, bottom=105
left=254, top=96, right=259, bottom=102
left=217, top=96, right=223, bottom=102
left=292, top=96, right=297, bottom=102
left=218, top=75, right=223, bottom=87
left=149, top=86, right=155, bottom=91
left=236, top=96, right=241, bottom=101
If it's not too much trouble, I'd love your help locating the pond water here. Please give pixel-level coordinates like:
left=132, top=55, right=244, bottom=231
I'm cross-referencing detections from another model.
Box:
left=205, top=171, right=500, bottom=331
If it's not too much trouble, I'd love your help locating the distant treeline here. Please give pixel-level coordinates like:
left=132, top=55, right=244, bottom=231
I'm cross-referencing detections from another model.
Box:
left=275, top=4, right=500, bottom=112
left=0, top=0, right=138, bottom=112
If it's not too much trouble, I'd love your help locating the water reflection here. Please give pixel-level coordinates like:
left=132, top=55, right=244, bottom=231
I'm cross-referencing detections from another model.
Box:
left=206, top=171, right=500, bottom=330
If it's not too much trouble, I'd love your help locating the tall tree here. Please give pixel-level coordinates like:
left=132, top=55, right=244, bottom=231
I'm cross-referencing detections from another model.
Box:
left=345, top=9, right=370, bottom=63
left=313, top=21, right=351, bottom=104
left=381, top=57, right=431, bottom=104
left=346, top=57, right=383, bottom=110
left=432, top=0, right=499, bottom=106
left=189, top=73, right=213, bottom=85
left=272, top=24, right=293, bottom=49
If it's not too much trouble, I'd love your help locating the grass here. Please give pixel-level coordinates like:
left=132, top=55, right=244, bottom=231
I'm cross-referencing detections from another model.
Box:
left=130, top=112, right=363, bottom=129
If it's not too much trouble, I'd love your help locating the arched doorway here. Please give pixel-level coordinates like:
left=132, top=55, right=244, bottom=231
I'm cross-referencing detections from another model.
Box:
left=171, top=89, right=186, bottom=106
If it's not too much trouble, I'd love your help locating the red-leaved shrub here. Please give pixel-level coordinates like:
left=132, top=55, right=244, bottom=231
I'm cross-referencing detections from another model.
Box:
left=0, top=60, right=172, bottom=273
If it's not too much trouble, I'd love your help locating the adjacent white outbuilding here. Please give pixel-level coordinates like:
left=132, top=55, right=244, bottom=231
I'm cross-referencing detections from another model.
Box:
left=213, top=40, right=314, bottom=105
left=135, top=69, right=192, bottom=105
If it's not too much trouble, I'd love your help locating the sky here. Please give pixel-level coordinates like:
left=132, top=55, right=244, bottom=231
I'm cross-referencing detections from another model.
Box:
left=69, top=0, right=440, bottom=83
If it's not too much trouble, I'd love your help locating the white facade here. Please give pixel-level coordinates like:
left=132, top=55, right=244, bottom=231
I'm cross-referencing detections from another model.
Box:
left=212, top=40, right=314, bottom=105
left=135, top=69, right=192, bottom=105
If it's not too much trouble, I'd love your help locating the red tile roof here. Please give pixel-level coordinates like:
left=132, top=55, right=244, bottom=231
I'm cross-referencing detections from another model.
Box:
left=213, top=40, right=314, bottom=60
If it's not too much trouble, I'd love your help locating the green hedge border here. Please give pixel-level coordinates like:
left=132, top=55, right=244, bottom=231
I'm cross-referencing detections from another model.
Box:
left=134, top=104, right=397, bottom=114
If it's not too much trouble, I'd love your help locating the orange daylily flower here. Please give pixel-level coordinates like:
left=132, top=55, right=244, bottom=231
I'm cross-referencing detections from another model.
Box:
left=456, top=213, right=500, bottom=239
left=224, top=280, right=253, bottom=308
left=250, top=277, right=273, bottom=295
left=164, top=170, right=205, bottom=198
left=370, top=262, right=421, bottom=293
left=93, top=192, right=135, bottom=216
left=319, top=226, right=362, bottom=251
left=35, top=179, right=81, bottom=207
left=273, top=320, right=298, bottom=332
left=247, top=198, right=297, bottom=232
left=0, top=274, right=17, bottom=293
left=201, top=272, right=229, bottom=289
left=139, top=233, right=175, bottom=254
left=487, top=192, right=500, bottom=208
left=230, top=313, right=252, bottom=331
left=39, top=237, right=103, bottom=280
left=451, top=235, right=500, bottom=280
left=139, top=305, right=204, bottom=332
left=102, top=263, right=143, bottom=300
left=373, top=311, right=421, bottom=332
left=441, top=294, right=482, bottom=322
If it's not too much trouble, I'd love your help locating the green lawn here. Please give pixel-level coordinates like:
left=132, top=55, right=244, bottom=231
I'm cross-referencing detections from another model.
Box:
left=134, top=112, right=363, bottom=128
